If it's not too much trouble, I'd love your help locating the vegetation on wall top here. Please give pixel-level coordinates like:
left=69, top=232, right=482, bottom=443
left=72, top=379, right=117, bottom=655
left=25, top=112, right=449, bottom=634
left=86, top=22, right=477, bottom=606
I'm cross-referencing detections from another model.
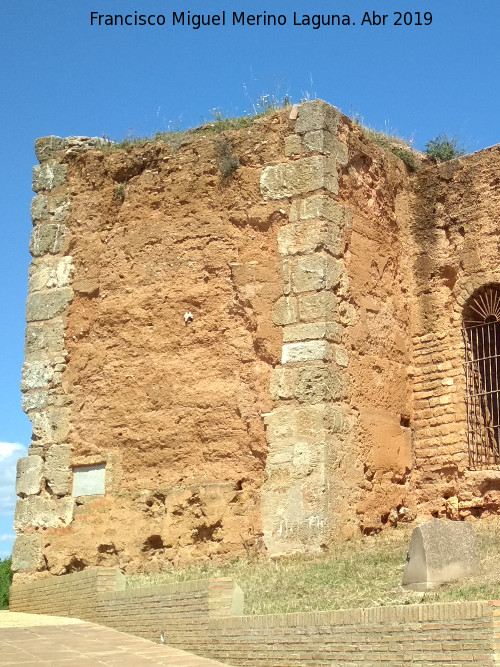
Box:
left=425, top=134, right=466, bottom=162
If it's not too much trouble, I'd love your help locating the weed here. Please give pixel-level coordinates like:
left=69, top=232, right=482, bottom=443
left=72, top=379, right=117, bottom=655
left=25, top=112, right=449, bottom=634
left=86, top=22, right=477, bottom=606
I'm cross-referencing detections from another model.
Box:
left=425, top=134, right=466, bottom=162
left=99, top=93, right=292, bottom=155
left=191, top=115, right=258, bottom=135
left=214, top=136, right=240, bottom=178
left=0, top=558, right=12, bottom=610
left=154, top=131, right=191, bottom=152
left=243, top=74, right=292, bottom=116
left=353, top=116, right=420, bottom=171
left=99, top=136, right=151, bottom=152
left=391, top=146, right=418, bottom=171
left=113, top=183, right=126, bottom=203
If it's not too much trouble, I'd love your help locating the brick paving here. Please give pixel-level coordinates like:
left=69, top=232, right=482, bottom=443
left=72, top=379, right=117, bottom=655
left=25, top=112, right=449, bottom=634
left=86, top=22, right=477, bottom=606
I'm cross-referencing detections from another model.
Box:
left=0, top=612, right=230, bottom=666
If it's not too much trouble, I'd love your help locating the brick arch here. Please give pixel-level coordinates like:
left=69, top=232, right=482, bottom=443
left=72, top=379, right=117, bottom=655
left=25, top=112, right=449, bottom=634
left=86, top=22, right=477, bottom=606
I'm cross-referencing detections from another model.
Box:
left=461, top=282, right=500, bottom=469
left=452, top=273, right=500, bottom=324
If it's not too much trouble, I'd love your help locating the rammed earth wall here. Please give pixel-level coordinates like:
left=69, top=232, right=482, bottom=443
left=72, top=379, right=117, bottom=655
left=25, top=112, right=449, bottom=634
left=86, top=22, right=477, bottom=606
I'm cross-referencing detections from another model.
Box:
left=9, top=569, right=500, bottom=666
left=14, top=113, right=290, bottom=579
left=11, top=99, right=500, bottom=582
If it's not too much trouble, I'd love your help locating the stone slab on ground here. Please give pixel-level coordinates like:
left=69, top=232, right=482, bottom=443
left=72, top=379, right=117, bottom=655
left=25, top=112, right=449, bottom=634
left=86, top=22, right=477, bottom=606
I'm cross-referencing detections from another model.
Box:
left=0, top=612, right=230, bottom=666
left=402, top=519, right=479, bottom=591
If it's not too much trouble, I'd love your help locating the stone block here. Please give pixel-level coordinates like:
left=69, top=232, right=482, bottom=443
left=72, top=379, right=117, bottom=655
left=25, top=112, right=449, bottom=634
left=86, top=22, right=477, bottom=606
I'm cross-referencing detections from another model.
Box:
left=260, top=156, right=338, bottom=200
left=34, top=136, right=66, bottom=162
left=29, top=407, right=71, bottom=444
left=270, top=366, right=296, bottom=400
left=302, top=130, right=330, bottom=154
left=65, top=135, right=108, bottom=151
left=307, top=131, right=348, bottom=162
left=282, top=258, right=292, bottom=295
left=14, top=496, right=74, bottom=530
left=402, top=519, right=479, bottom=591
left=30, top=195, right=48, bottom=223
left=264, top=407, right=298, bottom=443
left=278, top=219, right=344, bottom=258
left=265, top=438, right=325, bottom=474
left=294, top=101, right=340, bottom=134
left=332, top=140, right=349, bottom=166
left=273, top=296, right=298, bottom=325
left=291, top=255, right=324, bottom=293
left=25, top=320, right=65, bottom=354
left=72, top=277, right=99, bottom=296
left=11, top=534, right=44, bottom=572
left=21, top=360, right=54, bottom=392
left=73, top=463, right=106, bottom=496
left=45, top=444, right=72, bottom=496
left=270, top=365, right=342, bottom=403
left=28, top=256, right=73, bottom=293
left=48, top=196, right=71, bottom=222
left=283, top=322, right=343, bottom=343
left=16, top=456, right=43, bottom=496
left=332, top=345, right=349, bottom=367
left=295, top=366, right=342, bottom=402
left=298, top=291, right=338, bottom=321
left=338, top=302, right=357, bottom=326
left=26, top=288, right=73, bottom=322
left=32, top=161, right=67, bottom=192
left=302, top=131, right=348, bottom=164
left=264, top=404, right=346, bottom=444
left=21, top=390, right=49, bottom=413
left=282, top=340, right=330, bottom=364
left=261, top=469, right=329, bottom=554
left=29, top=224, right=67, bottom=256
left=291, top=255, right=343, bottom=293
left=28, top=443, right=45, bottom=457
left=284, top=134, right=302, bottom=156
left=289, top=195, right=351, bottom=225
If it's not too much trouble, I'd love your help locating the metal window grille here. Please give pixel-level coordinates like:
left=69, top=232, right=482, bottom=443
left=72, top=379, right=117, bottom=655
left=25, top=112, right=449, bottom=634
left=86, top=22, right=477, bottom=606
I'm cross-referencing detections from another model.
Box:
left=462, top=286, right=500, bottom=469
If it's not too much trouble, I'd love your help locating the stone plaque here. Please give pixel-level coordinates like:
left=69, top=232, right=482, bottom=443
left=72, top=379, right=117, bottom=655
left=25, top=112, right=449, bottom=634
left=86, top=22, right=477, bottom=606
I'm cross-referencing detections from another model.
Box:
left=72, top=463, right=106, bottom=497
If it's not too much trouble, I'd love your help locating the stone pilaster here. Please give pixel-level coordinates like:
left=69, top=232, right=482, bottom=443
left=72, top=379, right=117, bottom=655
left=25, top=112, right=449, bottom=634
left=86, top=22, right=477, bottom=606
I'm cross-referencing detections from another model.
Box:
left=260, top=101, right=354, bottom=554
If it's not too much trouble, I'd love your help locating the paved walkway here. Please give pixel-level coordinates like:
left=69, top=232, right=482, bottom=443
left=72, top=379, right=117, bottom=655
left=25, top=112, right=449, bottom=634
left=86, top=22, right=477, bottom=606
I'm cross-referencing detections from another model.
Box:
left=0, top=611, right=229, bottom=666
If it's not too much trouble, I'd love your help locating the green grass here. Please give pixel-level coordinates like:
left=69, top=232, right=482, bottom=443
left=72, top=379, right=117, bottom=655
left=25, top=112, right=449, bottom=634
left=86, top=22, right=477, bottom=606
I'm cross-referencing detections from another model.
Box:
left=127, top=520, right=500, bottom=615
left=0, top=558, right=12, bottom=610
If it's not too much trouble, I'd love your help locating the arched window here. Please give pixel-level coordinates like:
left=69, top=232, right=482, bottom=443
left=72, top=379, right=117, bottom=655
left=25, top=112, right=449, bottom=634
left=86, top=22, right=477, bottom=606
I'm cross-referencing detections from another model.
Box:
left=463, top=285, right=500, bottom=468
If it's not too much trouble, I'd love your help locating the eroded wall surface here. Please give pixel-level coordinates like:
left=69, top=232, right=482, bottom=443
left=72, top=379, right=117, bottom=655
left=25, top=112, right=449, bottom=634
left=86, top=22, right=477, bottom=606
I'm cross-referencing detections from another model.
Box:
left=337, top=118, right=415, bottom=534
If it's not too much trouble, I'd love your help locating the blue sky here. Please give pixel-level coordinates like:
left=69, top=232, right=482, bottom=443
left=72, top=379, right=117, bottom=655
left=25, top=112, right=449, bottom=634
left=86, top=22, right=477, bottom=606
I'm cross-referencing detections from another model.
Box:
left=1, top=0, right=499, bottom=558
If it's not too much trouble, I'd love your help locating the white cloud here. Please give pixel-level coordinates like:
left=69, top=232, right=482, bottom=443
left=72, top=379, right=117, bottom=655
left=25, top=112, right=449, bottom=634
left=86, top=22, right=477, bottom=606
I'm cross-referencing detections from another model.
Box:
left=0, top=534, right=15, bottom=559
left=0, top=442, right=24, bottom=461
left=0, top=442, right=27, bottom=518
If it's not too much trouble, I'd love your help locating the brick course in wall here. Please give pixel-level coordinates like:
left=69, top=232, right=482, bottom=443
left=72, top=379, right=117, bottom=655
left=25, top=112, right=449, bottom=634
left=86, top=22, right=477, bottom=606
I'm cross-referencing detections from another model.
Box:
left=9, top=570, right=500, bottom=665
left=410, top=152, right=500, bottom=521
